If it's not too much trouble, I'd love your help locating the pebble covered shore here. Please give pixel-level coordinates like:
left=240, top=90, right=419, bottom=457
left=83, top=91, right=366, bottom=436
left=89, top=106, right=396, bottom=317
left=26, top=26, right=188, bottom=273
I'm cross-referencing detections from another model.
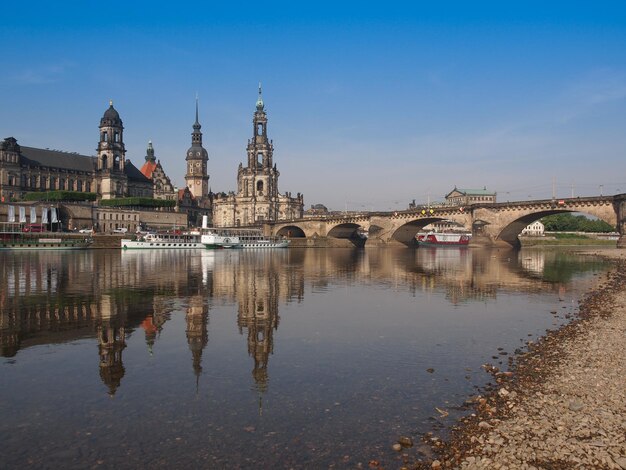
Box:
left=408, top=249, right=626, bottom=470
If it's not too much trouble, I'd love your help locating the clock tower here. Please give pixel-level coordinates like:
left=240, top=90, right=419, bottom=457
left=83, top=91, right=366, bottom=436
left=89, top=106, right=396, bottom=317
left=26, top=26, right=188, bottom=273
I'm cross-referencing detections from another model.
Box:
left=97, top=101, right=127, bottom=199
left=184, top=98, right=209, bottom=199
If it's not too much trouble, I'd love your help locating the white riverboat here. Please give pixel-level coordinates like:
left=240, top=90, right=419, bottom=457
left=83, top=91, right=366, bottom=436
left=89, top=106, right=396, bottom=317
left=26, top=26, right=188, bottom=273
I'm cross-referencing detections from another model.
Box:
left=237, top=230, right=289, bottom=248
left=121, top=231, right=205, bottom=250
left=200, top=231, right=241, bottom=249
left=202, top=228, right=289, bottom=249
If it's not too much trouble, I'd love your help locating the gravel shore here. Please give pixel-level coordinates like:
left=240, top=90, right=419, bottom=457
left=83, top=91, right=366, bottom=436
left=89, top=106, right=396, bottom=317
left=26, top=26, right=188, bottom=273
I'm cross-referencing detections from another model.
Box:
left=411, top=249, right=626, bottom=470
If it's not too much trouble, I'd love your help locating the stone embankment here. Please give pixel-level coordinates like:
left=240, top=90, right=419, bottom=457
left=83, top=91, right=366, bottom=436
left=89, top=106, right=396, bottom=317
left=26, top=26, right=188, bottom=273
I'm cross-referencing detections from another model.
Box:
left=411, top=249, right=626, bottom=470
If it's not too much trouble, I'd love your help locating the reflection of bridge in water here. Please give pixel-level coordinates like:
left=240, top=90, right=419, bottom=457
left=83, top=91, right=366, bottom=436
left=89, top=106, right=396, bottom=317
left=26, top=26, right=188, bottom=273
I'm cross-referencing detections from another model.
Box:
left=0, top=248, right=606, bottom=395
left=267, top=194, right=626, bottom=247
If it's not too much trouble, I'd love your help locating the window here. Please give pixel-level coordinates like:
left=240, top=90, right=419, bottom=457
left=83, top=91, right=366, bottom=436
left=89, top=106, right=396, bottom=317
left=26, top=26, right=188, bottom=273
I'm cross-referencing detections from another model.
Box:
left=256, top=180, right=264, bottom=194
left=114, top=132, right=119, bottom=143
left=102, top=132, right=108, bottom=142
left=68, top=179, right=74, bottom=191
left=257, top=123, right=263, bottom=135
left=50, top=177, right=56, bottom=190
left=8, top=175, right=15, bottom=186
left=86, top=182, right=91, bottom=192
left=257, top=153, right=263, bottom=166
left=101, top=155, right=108, bottom=169
left=59, top=178, right=65, bottom=190
left=77, top=180, right=83, bottom=192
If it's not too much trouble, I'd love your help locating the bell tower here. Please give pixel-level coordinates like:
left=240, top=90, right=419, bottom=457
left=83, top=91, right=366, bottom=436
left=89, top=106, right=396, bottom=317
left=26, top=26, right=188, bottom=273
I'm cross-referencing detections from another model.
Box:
left=238, top=84, right=279, bottom=219
left=184, top=98, right=209, bottom=199
left=97, top=101, right=127, bottom=199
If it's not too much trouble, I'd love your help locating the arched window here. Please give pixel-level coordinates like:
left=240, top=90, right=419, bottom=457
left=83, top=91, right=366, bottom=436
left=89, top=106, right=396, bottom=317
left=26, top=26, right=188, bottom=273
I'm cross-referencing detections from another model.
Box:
left=257, top=153, right=263, bottom=166
left=102, top=132, right=108, bottom=142
left=114, top=132, right=119, bottom=143
left=77, top=180, right=83, bottom=192
left=257, top=123, right=263, bottom=135
left=114, top=155, right=120, bottom=170
left=256, top=180, right=264, bottom=194
left=101, top=155, right=108, bottom=169
left=50, top=177, right=56, bottom=190
left=68, top=179, right=74, bottom=191
left=59, top=178, right=65, bottom=190
left=86, top=182, right=91, bottom=192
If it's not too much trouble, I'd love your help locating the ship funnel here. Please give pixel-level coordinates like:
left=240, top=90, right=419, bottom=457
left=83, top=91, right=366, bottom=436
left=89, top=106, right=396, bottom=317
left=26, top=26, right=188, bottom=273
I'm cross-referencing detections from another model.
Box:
left=202, top=215, right=208, bottom=229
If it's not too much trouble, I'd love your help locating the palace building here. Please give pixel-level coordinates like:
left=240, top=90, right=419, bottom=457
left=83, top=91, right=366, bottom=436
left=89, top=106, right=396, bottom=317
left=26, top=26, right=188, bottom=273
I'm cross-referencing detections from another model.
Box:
left=0, top=101, right=154, bottom=202
left=139, top=141, right=177, bottom=201
left=445, top=186, right=497, bottom=205
left=212, top=85, right=303, bottom=227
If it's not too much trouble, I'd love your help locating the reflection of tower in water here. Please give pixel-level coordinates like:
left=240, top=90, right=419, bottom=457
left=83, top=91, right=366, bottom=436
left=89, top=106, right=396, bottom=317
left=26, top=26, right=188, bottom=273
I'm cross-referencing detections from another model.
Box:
left=97, top=295, right=126, bottom=396
left=237, top=270, right=279, bottom=393
left=185, top=295, right=209, bottom=386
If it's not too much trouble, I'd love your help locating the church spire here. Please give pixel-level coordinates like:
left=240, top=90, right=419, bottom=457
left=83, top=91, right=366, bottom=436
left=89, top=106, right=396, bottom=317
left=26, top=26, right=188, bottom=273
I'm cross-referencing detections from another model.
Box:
left=193, top=94, right=201, bottom=132
left=256, top=82, right=264, bottom=111
left=145, top=140, right=155, bottom=162
left=194, top=93, right=200, bottom=127
left=191, top=96, right=202, bottom=145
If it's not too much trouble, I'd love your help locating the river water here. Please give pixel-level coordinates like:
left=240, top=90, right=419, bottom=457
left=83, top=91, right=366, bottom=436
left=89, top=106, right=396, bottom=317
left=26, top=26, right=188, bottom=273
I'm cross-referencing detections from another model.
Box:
left=0, top=247, right=608, bottom=468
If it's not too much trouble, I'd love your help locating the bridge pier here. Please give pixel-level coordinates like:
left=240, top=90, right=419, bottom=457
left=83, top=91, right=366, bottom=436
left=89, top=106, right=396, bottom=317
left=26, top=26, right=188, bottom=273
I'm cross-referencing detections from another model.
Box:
left=468, top=235, right=518, bottom=249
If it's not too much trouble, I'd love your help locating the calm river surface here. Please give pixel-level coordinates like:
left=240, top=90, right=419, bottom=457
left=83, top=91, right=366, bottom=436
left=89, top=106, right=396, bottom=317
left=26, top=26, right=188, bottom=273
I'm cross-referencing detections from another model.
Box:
left=0, top=247, right=608, bottom=469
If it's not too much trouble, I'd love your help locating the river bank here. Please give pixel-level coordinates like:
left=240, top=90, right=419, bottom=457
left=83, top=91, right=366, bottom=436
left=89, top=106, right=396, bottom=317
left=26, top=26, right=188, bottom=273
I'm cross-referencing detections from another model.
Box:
left=408, top=248, right=626, bottom=469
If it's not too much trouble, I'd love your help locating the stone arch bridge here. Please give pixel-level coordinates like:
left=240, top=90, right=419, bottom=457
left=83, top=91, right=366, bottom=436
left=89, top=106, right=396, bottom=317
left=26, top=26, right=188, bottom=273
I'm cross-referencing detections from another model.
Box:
left=266, top=195, right=626, bottom=248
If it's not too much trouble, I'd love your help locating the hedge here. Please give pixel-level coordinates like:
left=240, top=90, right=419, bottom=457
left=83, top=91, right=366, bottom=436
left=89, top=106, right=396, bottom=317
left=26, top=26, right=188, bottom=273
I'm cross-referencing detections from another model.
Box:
left=99, top=197, right=176, bottom=208
left=24, top=191, right=97, bottom=202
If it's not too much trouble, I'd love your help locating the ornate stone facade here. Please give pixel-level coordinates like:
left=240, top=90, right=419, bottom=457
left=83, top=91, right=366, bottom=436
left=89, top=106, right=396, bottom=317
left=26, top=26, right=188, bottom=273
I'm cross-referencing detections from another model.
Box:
left=139, top=141, right=177, bottom=200
left=212, top=86, right=303, bottom=227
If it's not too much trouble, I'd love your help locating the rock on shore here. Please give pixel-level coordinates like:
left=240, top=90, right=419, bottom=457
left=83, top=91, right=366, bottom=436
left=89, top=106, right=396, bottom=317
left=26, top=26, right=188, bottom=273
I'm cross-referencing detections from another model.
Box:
left=412, top=252, right=626, bottom=469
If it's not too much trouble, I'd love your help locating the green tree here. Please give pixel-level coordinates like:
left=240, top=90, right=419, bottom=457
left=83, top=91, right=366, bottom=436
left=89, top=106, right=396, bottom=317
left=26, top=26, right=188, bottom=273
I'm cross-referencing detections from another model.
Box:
left=541, top=213, right=614, bottom=232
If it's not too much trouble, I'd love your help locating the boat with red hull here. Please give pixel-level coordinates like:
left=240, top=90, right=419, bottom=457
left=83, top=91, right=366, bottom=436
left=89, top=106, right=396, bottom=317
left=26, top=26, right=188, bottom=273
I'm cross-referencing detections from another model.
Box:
left=417, top=232, right=471, bottom=247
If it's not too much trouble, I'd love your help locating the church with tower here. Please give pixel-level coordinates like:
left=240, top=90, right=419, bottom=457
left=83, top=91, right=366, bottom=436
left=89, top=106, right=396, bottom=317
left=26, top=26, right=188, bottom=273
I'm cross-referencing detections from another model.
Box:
left=212, top=85, right=304, bottom=226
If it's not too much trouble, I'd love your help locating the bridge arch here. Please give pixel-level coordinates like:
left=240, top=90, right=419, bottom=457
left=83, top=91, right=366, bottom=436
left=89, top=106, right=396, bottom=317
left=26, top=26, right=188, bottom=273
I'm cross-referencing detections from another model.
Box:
left=327, top=223, right=363, bottom=239
left=495, top=208, right=617, bottom=247
left=390, top=217, right=456, bottom=245
left=276, top=225, right=306, bottom=238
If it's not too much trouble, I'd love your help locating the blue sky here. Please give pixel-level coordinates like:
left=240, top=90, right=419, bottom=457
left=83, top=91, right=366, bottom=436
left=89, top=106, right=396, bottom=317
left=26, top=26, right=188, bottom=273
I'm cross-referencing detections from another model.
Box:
left=1, top=1, right=625, bottom=211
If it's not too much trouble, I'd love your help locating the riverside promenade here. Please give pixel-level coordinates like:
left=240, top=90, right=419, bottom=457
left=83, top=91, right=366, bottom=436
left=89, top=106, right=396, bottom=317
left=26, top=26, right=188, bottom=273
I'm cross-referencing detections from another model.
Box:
left=414, top=248, right=626, bottom=470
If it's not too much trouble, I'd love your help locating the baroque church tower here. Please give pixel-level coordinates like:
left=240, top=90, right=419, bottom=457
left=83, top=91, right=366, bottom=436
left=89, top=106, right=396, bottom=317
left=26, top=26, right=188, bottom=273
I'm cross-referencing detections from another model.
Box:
left=97, top=101, right=127, bottom=199
left=184, top=99, right=209, bottom=199
left=241, top=84, right=278, bottom=205
left=212, top=84, right=303, bottom=227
